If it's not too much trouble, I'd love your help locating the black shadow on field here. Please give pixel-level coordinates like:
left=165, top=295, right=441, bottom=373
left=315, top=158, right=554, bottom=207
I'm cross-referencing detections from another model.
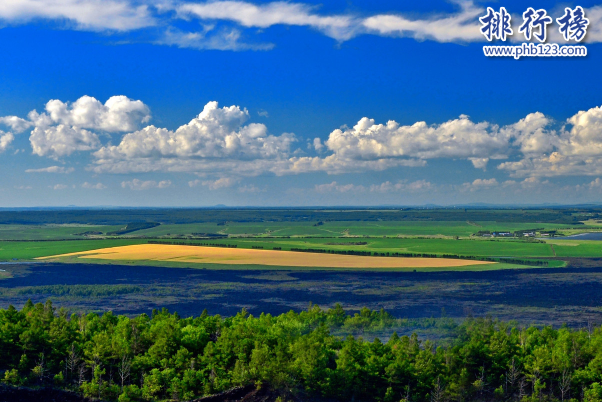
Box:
left=1, top=263, right=602, bottom=327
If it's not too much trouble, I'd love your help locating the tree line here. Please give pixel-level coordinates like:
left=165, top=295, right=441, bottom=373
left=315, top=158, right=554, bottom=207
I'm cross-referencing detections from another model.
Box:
left=3, top=301, right=602, bottom=401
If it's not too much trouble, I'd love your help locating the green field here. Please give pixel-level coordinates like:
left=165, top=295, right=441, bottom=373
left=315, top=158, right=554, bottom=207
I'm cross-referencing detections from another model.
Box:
left=0, top=239, right=147, bottom=260
left=0, top=224, right=122, bottom=240
left=546, top=239, right=602, bottom=257
left=0, top=209, right=601, bottom=270
left=149, top=237, right=557, bottom=258
left=133, top=220, right=589, bottom=238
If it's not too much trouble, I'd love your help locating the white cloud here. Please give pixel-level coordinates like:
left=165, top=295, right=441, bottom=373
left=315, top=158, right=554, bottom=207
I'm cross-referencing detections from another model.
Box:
left=312, top=137, right=324, bottom=151
left=86, top=99, right=570, bottom=180
left=82, top=182, right=106, bottom=189
left=52, top=184, right=69, bottom=190
left=583, top=6, right=602, bottom=43
left=498, top=105, right=602, bottom=177
left=30, top=125, right=100, bottom=158
left=14, top=185, right=32, bottom=190
left=91, top=101, right=301, bottom=177
left=461, top=178, right=498, bottom=191
left=238, top=184, right=265, bottom=193
left=10, top=95, right=602, bottom=184
left=324, top=114, right=507, bottom=163
left=501, top=112, right=556, bottom=155
left=176, top=1, right=357, bottom=41
left=121, top=179, right=172, bottom=190
left=25, top=166, right=74, bottom=173
left=314, top=181, right=365, bottom=193
left=520, top=177, right=549, bottom=188
left=94, top=101, right=293, bottom=160
left=201, top=177, right=238, bottom=190
left=39, top=95, right=151, bottom=133
left=0, top=131, right=14, bottom=153
left=0, top=116, right=32, bottom=133
left=2, top=0, right=602, bottom=54
left=158, top=26, right=274, bottom=51
left=363, top=1, right=484, bottom=43
left=469, top=158, right=489, bottom=169
left=281, top=154, right=426, bottom=175
left=589, top=178, right=602, bottom=190
left=370, top=180, right=433, bottom=193
left=0, top=0, right=155, bottom=31
left=0, top=95, right=151, bottom=159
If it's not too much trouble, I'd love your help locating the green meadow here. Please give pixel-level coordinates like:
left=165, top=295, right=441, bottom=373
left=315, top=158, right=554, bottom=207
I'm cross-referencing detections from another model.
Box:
left=0, top=239, right=146, bottom=260
left=132, top=220, right=589, bottom=238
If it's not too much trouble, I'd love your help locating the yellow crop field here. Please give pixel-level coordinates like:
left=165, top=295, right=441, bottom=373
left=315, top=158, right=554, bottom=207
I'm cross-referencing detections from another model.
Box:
left=38, top=244, right=494, bottom=268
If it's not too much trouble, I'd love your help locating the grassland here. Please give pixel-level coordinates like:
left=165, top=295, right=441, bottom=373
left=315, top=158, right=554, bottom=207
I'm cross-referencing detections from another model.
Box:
left=0, top=220, right=596, bottom=240
left=0, top=239, right=147, bottom=260
left=0, top=224, right=123, bottom=240
left=132, top=221, right=588, bottom=238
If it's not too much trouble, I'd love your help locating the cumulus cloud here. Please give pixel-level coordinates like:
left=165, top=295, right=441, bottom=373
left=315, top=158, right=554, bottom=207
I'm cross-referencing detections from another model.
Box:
left=370, top=180, right=433, bottom=193
left=0, top=95, right=151, bottom=159
left=94, top=101, right=293, bottom=161
left=10, top=95, right=602, bottom=184
left=313, top=179, right=434, bottom=194
left=38, top=95, right=151, bottom=133
left=87, top=100, right=602, bottom=181
left=0, top=0, right=155, bottom=31
left=0, top=131, right=14, bottom=153
left=52, top=184, right=69, bottom=190
left=469, top=158, right=489, bottom=170
left=588, top=178, right=602, bottom=191
left=30, top=125, right=100, bottom=158
left=314, top=181, right=365, bottom=193
left=278, top=155, right=426, bottom=176
left=82, top=182, right=106, bottom=189
left=501, top=112, right=556, bottom=155
left=121, top=179, right=172, bottom=190
left=312, top=137, right=324, bottom=151
left=461, top=178, right=498, bottom=191
left=91, top=101, right=303, bottom=177
left=519, top=177, right=549, bottom=189
left=25, top=166, right=74, bottom=173
left=201, top=177, right=238, bottom=190
left=322, top=114, right=507, bottom=166
left=0, top=116, right=32, bottom=133
left=498, top=105, right=602, bottom=177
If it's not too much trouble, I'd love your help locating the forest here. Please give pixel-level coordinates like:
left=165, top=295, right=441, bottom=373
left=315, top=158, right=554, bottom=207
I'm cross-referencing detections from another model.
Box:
left=2, top=301, right=602, bottom=402
left=0, top=207, right=594, bottom=225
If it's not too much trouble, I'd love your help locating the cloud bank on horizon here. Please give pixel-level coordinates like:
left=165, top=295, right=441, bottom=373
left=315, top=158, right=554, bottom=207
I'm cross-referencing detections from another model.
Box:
left=1, top=0, right=602, bottom=50
left=3, top=95, right=602, bottom=190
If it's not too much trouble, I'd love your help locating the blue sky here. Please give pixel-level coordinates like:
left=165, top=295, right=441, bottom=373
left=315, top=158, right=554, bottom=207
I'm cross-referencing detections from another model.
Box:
left=1, top=0, right=602, bottom=206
